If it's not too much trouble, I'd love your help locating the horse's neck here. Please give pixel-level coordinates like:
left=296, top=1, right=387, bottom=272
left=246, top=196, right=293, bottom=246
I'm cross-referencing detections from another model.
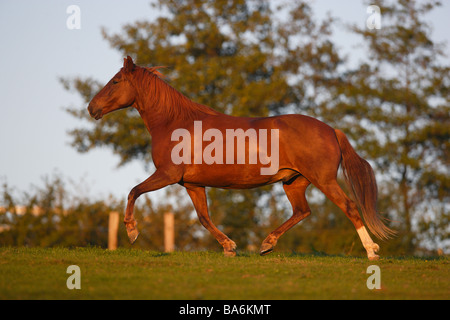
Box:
left=134, top=76, right=220, bottom=134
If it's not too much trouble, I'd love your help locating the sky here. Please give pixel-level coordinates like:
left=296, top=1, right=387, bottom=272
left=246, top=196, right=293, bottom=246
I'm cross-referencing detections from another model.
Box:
left=0, top=0, right=449, bottom=204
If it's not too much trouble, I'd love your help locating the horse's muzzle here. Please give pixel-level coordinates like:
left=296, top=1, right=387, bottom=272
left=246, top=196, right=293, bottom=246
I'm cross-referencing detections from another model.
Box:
left=87, top=103, right=102, bottom=120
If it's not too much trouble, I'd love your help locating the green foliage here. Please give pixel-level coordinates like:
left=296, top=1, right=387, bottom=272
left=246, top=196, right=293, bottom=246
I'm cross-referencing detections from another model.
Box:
left=333, top=0, right=449, bottom=253
left=0, top=176, right=114, bottom=247
left=0, top=176, right=206, bottom=251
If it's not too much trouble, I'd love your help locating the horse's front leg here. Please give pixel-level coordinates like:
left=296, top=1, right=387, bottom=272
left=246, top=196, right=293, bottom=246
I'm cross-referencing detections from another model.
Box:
left=185, top=184, right=237, bottom=257
left=124, top=169, right=180, bottom=243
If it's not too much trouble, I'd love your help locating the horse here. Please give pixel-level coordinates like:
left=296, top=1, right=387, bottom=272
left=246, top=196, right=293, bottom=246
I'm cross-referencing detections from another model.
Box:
left=88, top=56, right=394, bottom=260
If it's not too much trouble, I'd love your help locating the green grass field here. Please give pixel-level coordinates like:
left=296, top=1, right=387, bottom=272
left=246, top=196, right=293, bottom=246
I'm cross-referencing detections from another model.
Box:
left=0, top=247, right=448, bottom=300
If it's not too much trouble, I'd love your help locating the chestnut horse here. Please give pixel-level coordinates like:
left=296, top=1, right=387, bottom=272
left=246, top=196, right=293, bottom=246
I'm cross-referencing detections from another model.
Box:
left=88, top=56, right=394, bottom=260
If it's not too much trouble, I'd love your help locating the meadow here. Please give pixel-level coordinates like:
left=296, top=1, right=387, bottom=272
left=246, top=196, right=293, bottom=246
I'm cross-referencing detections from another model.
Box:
left=0, top=247, right=448, bottom=300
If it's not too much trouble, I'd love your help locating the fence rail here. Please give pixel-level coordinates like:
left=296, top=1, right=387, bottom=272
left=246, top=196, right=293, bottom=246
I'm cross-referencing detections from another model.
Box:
left=0, top=205, right=67, bottom=216
left=0, top=206, right=175, bottom=252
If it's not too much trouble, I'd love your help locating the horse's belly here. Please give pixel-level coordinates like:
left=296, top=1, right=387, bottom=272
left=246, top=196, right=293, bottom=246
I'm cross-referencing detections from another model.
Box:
left=182, top=165, right=299, bottom=189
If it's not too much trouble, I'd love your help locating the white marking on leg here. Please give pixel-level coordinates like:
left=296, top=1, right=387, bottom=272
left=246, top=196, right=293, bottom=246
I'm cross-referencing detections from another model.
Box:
left=357, top=226, right=373, bottom=247
left=357, top=226, right=380, bottom=260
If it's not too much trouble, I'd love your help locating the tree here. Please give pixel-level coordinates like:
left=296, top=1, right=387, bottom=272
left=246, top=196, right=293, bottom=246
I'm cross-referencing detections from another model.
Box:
left=0, top=175, right=114, bottom=247
left=325, top=0, right=449, bottom=254
left=0, top=174, right=204, bottom=250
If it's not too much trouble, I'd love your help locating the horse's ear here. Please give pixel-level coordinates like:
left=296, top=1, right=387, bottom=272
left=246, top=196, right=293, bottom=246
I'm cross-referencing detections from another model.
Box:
left=123, top=55, right=135, bottom=73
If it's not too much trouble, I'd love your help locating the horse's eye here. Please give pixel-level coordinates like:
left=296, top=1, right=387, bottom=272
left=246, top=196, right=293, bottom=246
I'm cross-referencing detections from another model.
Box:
left=112, top=80, right=119, bottom=84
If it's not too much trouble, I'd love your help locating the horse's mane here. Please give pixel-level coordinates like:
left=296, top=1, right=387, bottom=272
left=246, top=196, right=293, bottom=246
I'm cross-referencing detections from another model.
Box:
left=132, top=66, right=220, bottom=125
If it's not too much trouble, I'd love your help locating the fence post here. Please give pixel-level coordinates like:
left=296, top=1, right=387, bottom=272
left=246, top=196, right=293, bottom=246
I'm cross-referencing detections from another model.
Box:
left=108, top=211, right=119, bottom=250
left=164, top=212, right=175, bottom=252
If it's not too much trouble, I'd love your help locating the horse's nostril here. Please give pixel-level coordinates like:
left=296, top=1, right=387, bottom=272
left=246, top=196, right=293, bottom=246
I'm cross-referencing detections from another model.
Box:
left=87, top=104, right=94, bottom=115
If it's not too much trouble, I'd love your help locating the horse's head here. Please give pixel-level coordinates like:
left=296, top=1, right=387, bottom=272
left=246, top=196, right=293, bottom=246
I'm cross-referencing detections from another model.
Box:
left=88, top=56, right=138, bottom=120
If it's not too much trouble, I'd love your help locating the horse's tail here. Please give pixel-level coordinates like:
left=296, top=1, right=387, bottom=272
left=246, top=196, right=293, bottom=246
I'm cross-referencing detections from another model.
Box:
left=334, top=129, right=395, bottom=240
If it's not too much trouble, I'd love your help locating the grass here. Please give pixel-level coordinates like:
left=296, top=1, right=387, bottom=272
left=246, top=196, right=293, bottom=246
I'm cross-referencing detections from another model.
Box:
left=0, top=247, right=448, bottom=300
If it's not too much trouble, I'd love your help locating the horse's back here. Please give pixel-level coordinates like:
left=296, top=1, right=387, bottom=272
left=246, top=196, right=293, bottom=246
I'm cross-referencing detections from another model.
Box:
left=205, top=112, right=342, bottom=168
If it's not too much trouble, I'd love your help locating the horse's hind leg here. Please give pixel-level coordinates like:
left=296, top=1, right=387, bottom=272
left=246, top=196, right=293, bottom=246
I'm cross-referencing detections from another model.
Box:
left=260, top=176, right=311, bottom=255
left=318, top=181, right=380, bottom=260
left=185, top=184, right=237, bottom=257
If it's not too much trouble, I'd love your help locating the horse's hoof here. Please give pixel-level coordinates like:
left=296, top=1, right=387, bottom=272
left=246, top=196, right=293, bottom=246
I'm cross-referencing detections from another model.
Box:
left=368, top=254, right=379, bottom=261
left=224, top=250, right=236, bottom=257
left=259, top=243, right=274, bottom=256
left=127, top=229, right=140, bottom=244
left=222, top=240, right=237, bottom=257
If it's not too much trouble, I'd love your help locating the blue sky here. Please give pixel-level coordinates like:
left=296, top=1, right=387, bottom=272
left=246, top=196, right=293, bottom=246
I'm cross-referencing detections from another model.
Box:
left=0, top=0, right=449, bottom=204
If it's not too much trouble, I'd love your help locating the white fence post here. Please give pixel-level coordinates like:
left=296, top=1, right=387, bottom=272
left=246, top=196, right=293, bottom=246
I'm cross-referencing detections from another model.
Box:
left=108, top=211, right=119, bottom=250
left=164, top=212, right=175, bottom=252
